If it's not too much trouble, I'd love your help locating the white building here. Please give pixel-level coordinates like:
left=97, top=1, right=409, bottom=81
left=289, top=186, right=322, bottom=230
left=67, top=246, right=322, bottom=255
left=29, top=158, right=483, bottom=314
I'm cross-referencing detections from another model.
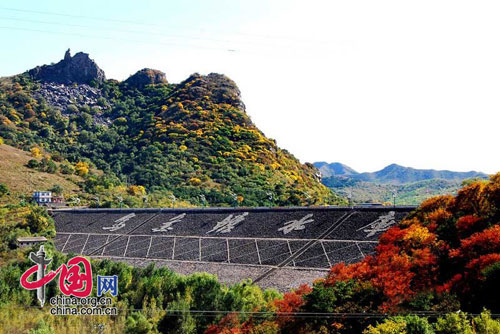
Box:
left=33, top=191, right=52, bottom=204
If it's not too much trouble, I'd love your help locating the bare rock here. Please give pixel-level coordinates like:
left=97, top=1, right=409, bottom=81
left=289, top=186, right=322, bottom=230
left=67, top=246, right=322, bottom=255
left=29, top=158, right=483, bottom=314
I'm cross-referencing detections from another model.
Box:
left=123, top=68, right=167, bottom=89
left=28, top=49, right=106, bottom=85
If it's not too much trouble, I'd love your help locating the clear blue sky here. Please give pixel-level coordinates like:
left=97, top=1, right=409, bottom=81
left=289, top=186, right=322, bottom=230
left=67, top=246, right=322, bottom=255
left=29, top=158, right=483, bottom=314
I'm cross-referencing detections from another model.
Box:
left=1, top=0, right=499, bottom=174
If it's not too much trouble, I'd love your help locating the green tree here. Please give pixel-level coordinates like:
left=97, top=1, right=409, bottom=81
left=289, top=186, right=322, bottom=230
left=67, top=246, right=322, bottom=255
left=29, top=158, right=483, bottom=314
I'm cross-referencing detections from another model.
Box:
left=473, top=311, right=500, bottom=334
left=26, top=206, right=55, bottom=236
left=404, top=315, right=434, bottom=334
left=125, top=312, right=155, bottom=334
left=45, top=160, right=57, bottom=174
left=50, top=184, right=63, bottom=195
left=28, top=320, right=54, bottom=334
left=364, top=319, right=407, bottom=334
left=59, top=163, right=74, bottom=174
left=159, top=299, right=196, bottom=334
left=435, top=313, right=473, bottom=334
left=26, top=159, right=39, bottom=169
left=0, top=183, right=9, bottom=197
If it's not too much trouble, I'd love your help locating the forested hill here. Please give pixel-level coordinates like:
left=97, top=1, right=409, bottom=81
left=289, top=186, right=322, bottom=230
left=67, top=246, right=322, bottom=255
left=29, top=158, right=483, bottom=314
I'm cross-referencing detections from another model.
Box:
left=0, top=50, right=341, bottom=207
left=316, top=162, right=487, bottom=184
left=315, top=162, right=487, bottom=205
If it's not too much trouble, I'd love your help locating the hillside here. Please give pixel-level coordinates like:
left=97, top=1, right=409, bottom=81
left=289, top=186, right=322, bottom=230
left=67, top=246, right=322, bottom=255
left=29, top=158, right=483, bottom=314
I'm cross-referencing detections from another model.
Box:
left=208, top=174, right=500, bottom=333
left=0, top=50, right=341, bottom=207
left=0, top=143, right=82, bottom=204
left=322, top=177, right=465, bottom=205
left=315, top=162, right=487, bottom=205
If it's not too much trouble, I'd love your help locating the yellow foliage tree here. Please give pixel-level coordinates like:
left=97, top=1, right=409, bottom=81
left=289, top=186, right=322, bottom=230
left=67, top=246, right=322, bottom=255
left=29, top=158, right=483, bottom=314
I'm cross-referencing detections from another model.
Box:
left=30, top=147, right=42, bottom=158
left=127, top=185, right=146, bottom=196
left=363, top=320, right=407, bottom=334
left=189, top=177, right=202, bottom=186
left=75, top=162, right=89, bottom=176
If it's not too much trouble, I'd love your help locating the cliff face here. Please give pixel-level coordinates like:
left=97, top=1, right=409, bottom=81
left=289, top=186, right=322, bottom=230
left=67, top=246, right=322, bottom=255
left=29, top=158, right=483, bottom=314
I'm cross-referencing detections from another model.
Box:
left=28, top=49, right=106, bottom=85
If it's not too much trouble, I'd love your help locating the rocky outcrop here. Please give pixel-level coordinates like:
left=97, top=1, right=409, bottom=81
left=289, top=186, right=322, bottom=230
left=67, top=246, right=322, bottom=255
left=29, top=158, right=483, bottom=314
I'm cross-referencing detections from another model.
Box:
left=123, top=68, right=167, bottom=89
left=28, top=49, right=106, bottom=85
left=174, top=73, right=246, bottom=112
left=33, top=82, right=112, bottom=126
left=34, top=82, right=103, bottom=111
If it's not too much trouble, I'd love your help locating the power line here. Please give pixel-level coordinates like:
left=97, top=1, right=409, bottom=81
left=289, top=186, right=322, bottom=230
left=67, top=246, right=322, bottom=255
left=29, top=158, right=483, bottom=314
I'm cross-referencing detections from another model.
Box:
left=0, top=26, right=230, bottom=52
left=0, top=16, right=249, bottom=47
left=14, top=305, right=500, bottom=318
left=0, top=6, right=160, bottom=27
left=0, top=16, right=336, bottom=55
left=0, top=6, right=345, bottom=48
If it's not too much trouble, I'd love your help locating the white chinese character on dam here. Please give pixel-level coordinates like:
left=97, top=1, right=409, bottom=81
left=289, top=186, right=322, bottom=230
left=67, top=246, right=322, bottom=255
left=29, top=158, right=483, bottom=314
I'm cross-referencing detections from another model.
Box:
left=357, top=211, right=396, bottom=237
left=207, top=212, right=249, bottom=234
left=152, top=213, right=186, bottom=232
left=103, top=213, right=136, bottom=232
left=278, top=214, right=314, bottom=234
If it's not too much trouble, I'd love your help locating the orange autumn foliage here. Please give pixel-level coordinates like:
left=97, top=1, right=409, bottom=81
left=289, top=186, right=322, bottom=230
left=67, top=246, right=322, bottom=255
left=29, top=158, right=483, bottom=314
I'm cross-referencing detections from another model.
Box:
left=205, top=174, right=500, bottom=333
left=324, top=174, right=500, bottom=311
left=449, top=225, right=500, bottom=259
left=456, top=215, right=483, bottom=235
left=273, top=284, right=312, bottom=326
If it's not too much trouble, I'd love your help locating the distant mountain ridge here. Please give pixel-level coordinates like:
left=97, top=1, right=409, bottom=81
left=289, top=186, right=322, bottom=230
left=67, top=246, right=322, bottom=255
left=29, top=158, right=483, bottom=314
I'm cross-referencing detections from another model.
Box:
left=314, top=162, right=358, bottom=178
left=314, top=162, right=487, bottom=184
left=314, top=162, right=488, bottom=205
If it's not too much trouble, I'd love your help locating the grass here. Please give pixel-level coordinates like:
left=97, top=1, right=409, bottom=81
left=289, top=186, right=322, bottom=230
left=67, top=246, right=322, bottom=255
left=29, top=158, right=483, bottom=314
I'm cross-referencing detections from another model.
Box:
left=0, top=144, right=83, bottom=204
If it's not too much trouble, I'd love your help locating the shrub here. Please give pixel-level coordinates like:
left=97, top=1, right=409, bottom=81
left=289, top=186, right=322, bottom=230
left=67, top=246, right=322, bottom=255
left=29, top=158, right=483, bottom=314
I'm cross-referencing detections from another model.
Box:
left=28, top=320, right=54, bottom=334
left=125, top=312, right=154, bottom=334
left=404, top=315, right=433, bottom=334
left=189, top=177, right=202, bottom=186
left=59, top=164, right=74, bottom=175
left=49, top=185, right=63, bottom=195
left=473, top=311, right=500, bottom=334
left=26, top=159, right=39, bottom=169
left=30, top=147, right=42, bottom=158
left=434, top=313, right=473, bottom=334
left=363, top=319, right=407, bottom=334
left=75, top=161, right=89, bottom=176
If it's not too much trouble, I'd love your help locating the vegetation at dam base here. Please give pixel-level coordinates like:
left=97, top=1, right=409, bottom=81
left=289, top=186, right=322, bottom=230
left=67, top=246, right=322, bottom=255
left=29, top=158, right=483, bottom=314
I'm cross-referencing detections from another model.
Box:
left=0, top=174, right=499, bottom=333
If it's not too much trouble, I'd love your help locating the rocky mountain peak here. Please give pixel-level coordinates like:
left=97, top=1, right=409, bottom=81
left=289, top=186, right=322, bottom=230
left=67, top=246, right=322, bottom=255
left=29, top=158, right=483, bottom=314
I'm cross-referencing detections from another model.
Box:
left=175, top=72, right=246, bottom=112
left=28, top=49, right=106, bottom=85
left=123, top=68, right=168, bottom=89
